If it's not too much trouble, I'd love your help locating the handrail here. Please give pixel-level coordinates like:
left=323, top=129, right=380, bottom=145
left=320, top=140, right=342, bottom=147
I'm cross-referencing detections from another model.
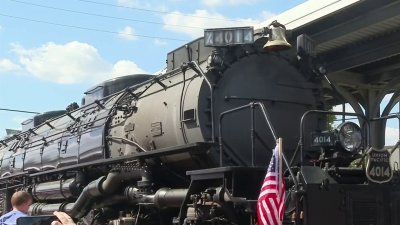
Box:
left=188, top=61, right=215, bottom=142
left=218, top=102, right=299, bottom=189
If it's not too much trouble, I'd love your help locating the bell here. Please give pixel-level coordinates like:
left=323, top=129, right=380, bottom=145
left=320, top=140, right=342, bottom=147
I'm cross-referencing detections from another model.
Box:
left=263, top=22, right=292, bottom=51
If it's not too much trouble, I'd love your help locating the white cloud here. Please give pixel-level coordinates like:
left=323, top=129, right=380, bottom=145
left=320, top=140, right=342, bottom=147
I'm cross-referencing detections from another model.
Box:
left=260, top=10, right=277, bottom=21
left=202, top=0, right=259, bottom=7
left=112, top=60, right=146, bottom=77
left=118, top=26, right=137, bottom=41
left=3, top=116, right=30, bottom=133
left=332, top=103, right=358, bottom=127
left=332, top=103, right=356, bottom=113
left=117, top=0, right=141, bottom=7
left=163, top=10, right=262, bottom=38
left=0, top=59, right=21, bottom=72
left=0, top=25, right=2, bottom=31
left=154, top=38, right=167, bottom=46
left=10, top=41, right=146, bottom=84
left=386, top=127, right=399, bottom=146
left=117, top=0, right=165, bottom=9
left=13, top=116, right=29, bottom=126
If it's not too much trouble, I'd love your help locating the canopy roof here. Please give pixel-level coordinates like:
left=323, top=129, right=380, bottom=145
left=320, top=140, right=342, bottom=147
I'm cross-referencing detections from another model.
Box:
left=260, top=0, right=400, bottom=114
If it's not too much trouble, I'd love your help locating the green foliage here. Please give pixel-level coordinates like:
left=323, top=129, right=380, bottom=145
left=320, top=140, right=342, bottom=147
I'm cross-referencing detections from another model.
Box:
left=327, top=109, right=335, bottom=130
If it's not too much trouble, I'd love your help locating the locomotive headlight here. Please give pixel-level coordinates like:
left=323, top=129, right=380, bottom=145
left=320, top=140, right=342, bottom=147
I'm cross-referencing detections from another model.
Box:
left=336, top=122, right=362, bottom=152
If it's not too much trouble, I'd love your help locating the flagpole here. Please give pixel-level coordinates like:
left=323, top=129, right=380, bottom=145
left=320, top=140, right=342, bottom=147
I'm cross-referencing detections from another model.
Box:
left=280, top=140, right=299, bottom=189
left=278, top=138, right=282, bottom=157
left=277, top=138, right=283, bottom=196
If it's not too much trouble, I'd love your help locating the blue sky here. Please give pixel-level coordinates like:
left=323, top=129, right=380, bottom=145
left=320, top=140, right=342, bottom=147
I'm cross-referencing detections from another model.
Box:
left=0, top=0, right=307, bottom=137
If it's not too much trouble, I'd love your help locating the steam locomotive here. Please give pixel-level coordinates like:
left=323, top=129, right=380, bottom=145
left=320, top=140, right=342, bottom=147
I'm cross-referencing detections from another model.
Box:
left=0, top=22, right=399, bottom=225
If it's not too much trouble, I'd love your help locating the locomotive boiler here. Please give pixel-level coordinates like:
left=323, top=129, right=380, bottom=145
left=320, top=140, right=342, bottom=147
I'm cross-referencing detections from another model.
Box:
left=0, top=22, right=399, bottom=225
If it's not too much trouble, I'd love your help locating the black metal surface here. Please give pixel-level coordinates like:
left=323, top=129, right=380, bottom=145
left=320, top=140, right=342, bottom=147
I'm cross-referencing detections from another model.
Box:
left=301, top=166, right=337, bottom=184
left=166, top=38, right=213, bottom=71
left=302, top=184, right=400, bottom=225
left=29, top=142, right=211, bottom=177
left=212, top=53, right=322, bottom=168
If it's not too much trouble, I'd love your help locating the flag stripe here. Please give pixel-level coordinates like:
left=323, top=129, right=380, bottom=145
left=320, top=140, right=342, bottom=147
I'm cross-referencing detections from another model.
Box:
left=259, top=203, right=268, bottom=225
left=257, top=142, right=286, bottom=225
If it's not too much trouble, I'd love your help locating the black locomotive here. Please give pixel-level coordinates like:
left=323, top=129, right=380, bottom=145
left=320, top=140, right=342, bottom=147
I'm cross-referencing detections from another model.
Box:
left=0, top=22, right=399, bottom=225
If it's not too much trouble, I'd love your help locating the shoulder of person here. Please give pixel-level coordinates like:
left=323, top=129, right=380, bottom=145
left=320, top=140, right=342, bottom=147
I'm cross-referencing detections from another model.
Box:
left=0, top=211, right=15, bottom=219
left=14, top=211, right=27, bottom=216
left=0, top=210, right=26, bottom=220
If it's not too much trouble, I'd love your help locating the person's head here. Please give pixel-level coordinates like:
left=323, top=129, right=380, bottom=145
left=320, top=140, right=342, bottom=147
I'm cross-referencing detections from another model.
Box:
left=11, top=191, right=32, bottom=213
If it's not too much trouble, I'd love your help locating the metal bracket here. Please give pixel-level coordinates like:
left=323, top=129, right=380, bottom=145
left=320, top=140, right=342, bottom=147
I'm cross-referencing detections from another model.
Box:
left=153, top=77, right=167, bottom=90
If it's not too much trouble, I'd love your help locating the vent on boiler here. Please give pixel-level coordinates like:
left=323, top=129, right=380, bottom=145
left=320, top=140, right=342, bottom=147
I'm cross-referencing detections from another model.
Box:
left=151, top=122, right=163, bottom=137
left=183, top=109, right=196, bottom=122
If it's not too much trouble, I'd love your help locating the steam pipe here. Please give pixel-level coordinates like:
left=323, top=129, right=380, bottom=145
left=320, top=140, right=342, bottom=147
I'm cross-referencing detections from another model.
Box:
left=69, top=176, right=104, bottom=218
left=153, top=188, right=188, bottom=208
left=32, top=178, right=80, bottom=201
left=125, top=186, right=252, bottom=209
left=69, top=170, right=145, bottom=218
left=30, top=187, right=188, bottom=215
left=29, top=203, right=74, bottom=215
left=124, top=187, right=188, bottom=208
left=32, top=186, right=242, bottom=218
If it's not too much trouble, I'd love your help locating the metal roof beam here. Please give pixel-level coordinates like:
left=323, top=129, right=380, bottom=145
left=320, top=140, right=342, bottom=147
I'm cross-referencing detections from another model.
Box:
left=311, top=0, right=400, bottom=44
left=323, top=29, right=400, bottom=73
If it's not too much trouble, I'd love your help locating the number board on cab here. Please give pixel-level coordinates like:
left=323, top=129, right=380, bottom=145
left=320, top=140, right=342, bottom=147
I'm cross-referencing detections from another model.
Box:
left=204, top=27, right=254, bottom=47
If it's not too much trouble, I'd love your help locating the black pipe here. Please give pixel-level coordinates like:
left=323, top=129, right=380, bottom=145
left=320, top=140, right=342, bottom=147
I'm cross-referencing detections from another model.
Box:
left=69, top=176, right=104, bottom=218
left=32, top=178, right=79, bottom=201
left=124, top=186, right=188, bottom=208
left=70, top=171, right=144, bottom=218
left=28, top=203, right=63, bottom=215
left=153, top=188, right=188, bottom=208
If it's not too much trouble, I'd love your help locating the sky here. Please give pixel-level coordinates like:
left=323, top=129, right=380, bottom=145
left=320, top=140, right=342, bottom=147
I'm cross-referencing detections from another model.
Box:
left=0, top=0, right=398, bottom=146
left=0, top=0, right=307, bottom=137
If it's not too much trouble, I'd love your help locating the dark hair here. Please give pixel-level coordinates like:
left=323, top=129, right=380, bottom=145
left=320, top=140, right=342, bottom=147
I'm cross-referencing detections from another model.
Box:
left=11, top=191, right=32, bottom=207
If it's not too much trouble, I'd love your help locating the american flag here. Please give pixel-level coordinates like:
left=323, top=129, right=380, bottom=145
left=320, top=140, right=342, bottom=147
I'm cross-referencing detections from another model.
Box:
left=257, top=140, right=285, bottom=225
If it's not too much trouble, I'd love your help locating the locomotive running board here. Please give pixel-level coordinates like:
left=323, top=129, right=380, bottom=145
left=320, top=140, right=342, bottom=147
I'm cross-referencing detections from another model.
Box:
left=0, top=142, right=212, bottom=179
left=187, top=166, right=265, bottom=180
